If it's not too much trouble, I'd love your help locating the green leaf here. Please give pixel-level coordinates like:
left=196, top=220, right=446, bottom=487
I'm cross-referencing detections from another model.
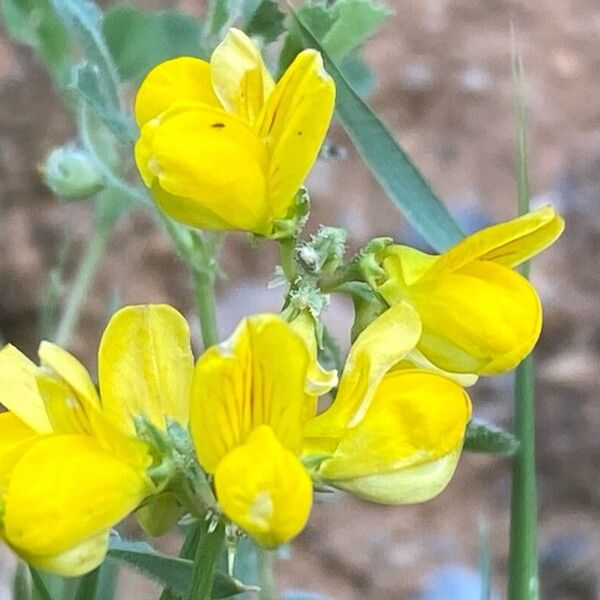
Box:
left=203, top=0, right=235, bottom=51
left=108, top=537, right=256, bottom=598
left=339, top=53, right=374, bottom=98
left=464, top=418, right=519, bottom=455
left=12, top=562, right=30, bottom=600
left=321, top=0, right=390, bottom=59
left=187, top=519, right=225, bottom=600
left=292, top=10, right=464, bottom=252
left=69, top=63, right=137, bottom=141
left=1, top=0, right=71, bottom=86
left=102, top=6, right=205, bottom=83
left=243, top=0, right=285, bottom=44
left=50, top=0, right=120, bottom=107
left=73, top=568, right=101, bottom=600
left=279, top=3, right=333, bottom=73
left=279, top=0, right=389, bottom=73
left=29, top=568, right=53, bottom=600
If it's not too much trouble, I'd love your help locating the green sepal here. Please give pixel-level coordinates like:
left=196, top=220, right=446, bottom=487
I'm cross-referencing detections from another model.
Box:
left=269, top=187, right=311, bottom=241
left=464, top=419, right=519, bottom=456
left=349, top=285, right=388, bottom=342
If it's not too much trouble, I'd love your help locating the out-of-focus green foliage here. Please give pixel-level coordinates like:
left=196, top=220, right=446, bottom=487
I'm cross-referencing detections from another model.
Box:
left=279, top=0, right=389, bottom=92
left=243, top=0, right=285, bottom=45
left=103, top=6, right=205, bottom=83
left=280, top=0, right=390, bottom=69
left=1, top=0, right=71, bottom=86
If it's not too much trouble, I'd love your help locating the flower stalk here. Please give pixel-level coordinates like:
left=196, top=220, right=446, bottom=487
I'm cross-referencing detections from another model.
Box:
left=187, top=518, right=225, bottom=600
left=508, top=47, right=539, bottom=600
left=53, top=202, right=117, bottom=346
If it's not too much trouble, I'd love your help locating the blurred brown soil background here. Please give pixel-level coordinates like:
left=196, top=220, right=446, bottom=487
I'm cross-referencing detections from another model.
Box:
left=1, top=0, right=600, bottom=598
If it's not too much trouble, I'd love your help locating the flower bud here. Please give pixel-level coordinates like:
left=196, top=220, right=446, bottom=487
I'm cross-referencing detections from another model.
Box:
left=42, top=146, right=104, bottom=200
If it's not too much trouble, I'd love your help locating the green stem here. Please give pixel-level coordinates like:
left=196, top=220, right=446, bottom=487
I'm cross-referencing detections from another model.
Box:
left=508, top=355, right=538, bottom=599
left=508, top=44, right=539, bottom=600
left=257, top=547, right=277, bottom=600
left=187, top=519, right=225, bottom=600
left=159, top=523, right=201, bottom=600
left=192, top=268, right=219, bottom=348
left=279, top=237, right=297, bottom=282
left=53, top=209, right=115, bottom=346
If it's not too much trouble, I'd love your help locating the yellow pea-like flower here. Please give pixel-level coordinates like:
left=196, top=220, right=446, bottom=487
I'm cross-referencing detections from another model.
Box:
left=303, top=302, right=472, bottom=504
left=190, top=314, right=330, bottom=548
left=134, top=28, right=336, bottom=236
left=373, top=206, right=564, bottom=375
left=0, top=304, right=194, bottom=575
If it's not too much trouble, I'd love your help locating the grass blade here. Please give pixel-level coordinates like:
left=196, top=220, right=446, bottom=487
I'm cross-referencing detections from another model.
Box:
left=29, top=568, right=53, bottom=600
left=292, top=8, right=464, bottom=252
left=507, top=41, right=540, bottom=600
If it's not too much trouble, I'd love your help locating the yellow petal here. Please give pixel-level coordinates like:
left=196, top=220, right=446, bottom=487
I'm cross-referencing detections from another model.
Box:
left=316, top=370, right=471, bottom=503
left=137, top=104, right=270, bottom=234
left=34, top=366, right=151, bottom=471
left=289, top=310, right=338, bottom=398
left=330, top=447, right=463, bottom=505
left=0, top=412, right=38, bottom=493
left=38, top=341, right=99, bottom=408
left=303, top=302, right=421, bottom=445
left=214, top=425, right=312, bottom=548
left=210, top=28, right=274, bottom=124
left=134, top=57, right=220, bottom=126
left=18, top=531, right=109, bottom=577
left=426, top=206, right=564, bottom=277
left=409, top=260, right=542, bottom=374
left=99, top=305, right=193, bottom=434
left=393, top=348, right=479, bottom=388
left=0, top=345, right=51, bottom=433
left=35, top=373, right=93, bottom=436
left=151, top=181, right=234, bottom=231
left=257, top=50, right=335, bottom=220
left=3, top=435, right=150, bottom=558
left=0, top=412, right=37, bottom=457
left=190, top=314, right=312, bottom=473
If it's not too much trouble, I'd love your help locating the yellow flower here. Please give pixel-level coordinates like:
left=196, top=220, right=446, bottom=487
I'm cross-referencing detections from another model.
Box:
left=372, top=206, right=564, bottom=375
left=303, top=302, right=472, bottom=503
left=134, top=28, right=336, bottom=236
left=190, top=314, right=322, bottom=548
left=0, top=304, right=193, bottom=575
left=191, top=307, right=470, bottom=546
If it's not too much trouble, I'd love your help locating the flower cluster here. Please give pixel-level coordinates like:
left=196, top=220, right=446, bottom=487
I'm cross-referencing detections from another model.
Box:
left=0, top=28, right=564, bottom=577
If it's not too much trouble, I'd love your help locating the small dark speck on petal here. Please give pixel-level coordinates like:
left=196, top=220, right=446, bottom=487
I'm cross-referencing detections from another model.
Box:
left=297, top=131, right=303, bottom=136
left=211, top=122, right=225, bottom=128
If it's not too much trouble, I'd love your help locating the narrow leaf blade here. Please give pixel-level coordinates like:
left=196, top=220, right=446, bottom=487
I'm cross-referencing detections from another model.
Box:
left=107, top=537, right=255, bottom=598
left=292, top=10, right=464, bottom=252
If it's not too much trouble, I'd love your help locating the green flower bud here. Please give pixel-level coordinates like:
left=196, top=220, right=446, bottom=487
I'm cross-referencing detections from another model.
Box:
left=42, top=146, right=104, bottom=200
